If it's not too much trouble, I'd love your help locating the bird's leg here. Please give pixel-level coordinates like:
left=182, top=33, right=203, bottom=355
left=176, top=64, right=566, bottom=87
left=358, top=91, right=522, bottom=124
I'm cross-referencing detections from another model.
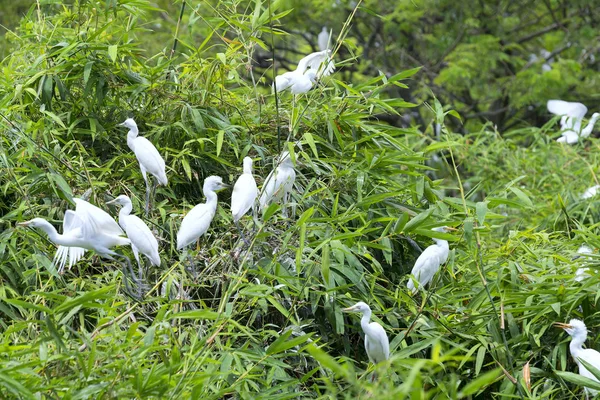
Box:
left=145, top=178, right=152, bottom=216
left=114, top=253, right=142, bottom=301
left=184, top=249, right=198, bottom=278
left=235, top=220, right=250, bottom=246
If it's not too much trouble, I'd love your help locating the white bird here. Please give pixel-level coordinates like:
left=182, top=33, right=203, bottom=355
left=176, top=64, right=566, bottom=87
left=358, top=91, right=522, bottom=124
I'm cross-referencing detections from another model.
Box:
left=120, top=118, right=168, bottom=214
left=18, top=198, right=130, bottom=272
left=574, top=245, right=593, bottom=283
left=273, top=50, right=335, bottom=94
left=581, top=185, right=600, bottom=200
left=231, top=157, right=258, bottom=243
left=555, top=319, right=600, bottom=397
left=547, top=100, right=600, bottom=144
left=343, top=302, right=390, bottom=369
left=407, top=226, right=455, bottom=294
left=17, top=198, right=140, bottom=296
left=259, top=151, right=296, bottom=217
left=318, top=26, right=330, bottom=51
left=177, top=176, right=229, bottom=250
left=107, top=195, right=160, bottom=275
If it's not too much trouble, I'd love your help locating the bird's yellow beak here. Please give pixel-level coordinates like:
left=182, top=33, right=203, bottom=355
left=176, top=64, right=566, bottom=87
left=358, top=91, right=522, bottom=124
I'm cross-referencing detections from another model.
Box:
left=445, top=227, right=458, bottom=231
left=342, top=306, right=356, bottom=312
left=17, top=221, right=31, bottom=227
left=106, top=198, right=118, bottom=205
left=553, top=322, right=572, bottom=329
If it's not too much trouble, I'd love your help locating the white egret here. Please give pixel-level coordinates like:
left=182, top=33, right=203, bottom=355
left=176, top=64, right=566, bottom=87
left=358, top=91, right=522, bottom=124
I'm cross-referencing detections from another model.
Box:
left=120, top=118, right=168, bottom=214
left=231, top=157, right=258, bottom=244
left=273, top=50, right=335, bottom=95
left=555, top=319, right=600, bottom=397
left=18, top=198, right=140, bottom=296
left=259, top=151, right=296, bottom=218
left=581, top=185, right=600, bottom=200
left=574, top=245, right=593, bottom=283
left=343, top=302, right=390, bottom=374
left=107, top=195, right=160, bottom=284
left=547, top=100, right=600, bottom=144
left=318, top=26, right=330, bottom=51
left=177, top=176, right=229, bottom=251
left=407, top=226, right=455, bottom=294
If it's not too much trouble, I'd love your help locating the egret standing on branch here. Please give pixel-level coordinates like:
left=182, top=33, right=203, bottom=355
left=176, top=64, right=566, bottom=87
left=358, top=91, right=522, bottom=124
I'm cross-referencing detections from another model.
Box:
left=18, top=198, right=140, bottom=296
left=547, top=100, right=600, bottom=144
left=273, top=50, right=335, bottom=95
left=259, top=151, right=296, bottom=218
left=177, top=176, right=229, bottom=252
left=343, top=302, right=390, bottom=376
left=555, top=319, right=600, bottom=397
left=107, top=195, right=160, bottom=283
left=231, top=157, right=258, bottom=244
left=407, top=226, right=456, bottom=294
left=120, top=118, right=168, bottom=214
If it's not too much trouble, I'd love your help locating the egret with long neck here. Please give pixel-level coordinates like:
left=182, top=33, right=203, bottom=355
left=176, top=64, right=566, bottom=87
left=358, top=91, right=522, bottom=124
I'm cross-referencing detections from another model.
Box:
left=120, top=118, right=168, bottom=215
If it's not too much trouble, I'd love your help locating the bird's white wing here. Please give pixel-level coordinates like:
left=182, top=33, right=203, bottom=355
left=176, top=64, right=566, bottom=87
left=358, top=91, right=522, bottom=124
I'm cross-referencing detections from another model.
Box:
left=409, top=245, right=444, bottom=289
left=547, top=100, right=588, bottom=119
left=231, top=173, right=258, bottom=221
left=177, top=203, right=216, bottom=249
left=132, top=137, right=168, bottom=185
left=74, top=198, right=123, bottom=237
left=296, top=50, right=335, bottom=77
left=54, top=209, right=87, bottom=272
left=123, top=214, right=160, bottom=266
left=577, top=350, right=600, bottom=393
left=364, top=322, right=389, bottom=364
left=273, top=72, right=295, bottom=92
left=259, top=169, right=277, bottom=211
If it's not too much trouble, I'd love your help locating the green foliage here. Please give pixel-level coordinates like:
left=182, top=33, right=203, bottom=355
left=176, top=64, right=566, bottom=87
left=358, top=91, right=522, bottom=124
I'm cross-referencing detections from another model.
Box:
left=1, top=1, right=600, bottom=399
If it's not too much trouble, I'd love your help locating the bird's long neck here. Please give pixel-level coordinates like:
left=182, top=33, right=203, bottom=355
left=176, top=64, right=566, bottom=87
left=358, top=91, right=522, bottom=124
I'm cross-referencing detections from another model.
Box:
left=36, top=220, right=65, bottom=245
left=570, top=333, right=587, bottom=360
left=360, top=309, right=373, bottom=335
left=204, top=190, right=219, bottom=210
left=433, top=238, right=449, bottom=250
left=582, top=115, right=600, bottom=137
left=118, top=202, right=133, bottom=227
left=127, top=129, right=139, bottom=150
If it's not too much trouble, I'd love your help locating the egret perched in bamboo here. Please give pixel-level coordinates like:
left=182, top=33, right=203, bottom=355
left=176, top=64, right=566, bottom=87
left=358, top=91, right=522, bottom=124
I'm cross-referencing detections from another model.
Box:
left=555, top=319, right=600, bottom=397
left=547, top=100, right=600, bottom=144
left=177, top=176, right=229, bottom=251
left=107, top=195, right=160, bottom=283
left=407, top=226, right=455, bottom=294
left=343, top=302, right=390, bottom=373
left=231, top=157, right=258, bottom=244
left=273, top=50, right=335, bottom=94
left=18, top=198, right=139, bottom=295
left=259, top=151, right=296, bottom=217
left=318, top=27, right=331, bottom=52
left=120, top=118, right=168, bottom=214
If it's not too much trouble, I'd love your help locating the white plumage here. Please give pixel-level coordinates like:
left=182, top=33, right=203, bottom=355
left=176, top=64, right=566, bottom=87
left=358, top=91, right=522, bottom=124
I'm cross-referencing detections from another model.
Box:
left=231, top=157, right=258, bottom=223
left=120, top=118, right=168, bottom=213
left=343, top=302, right=390, bottom=365
left=107, top=195, right=160, bottom=267
left=547, top=100, right=600, bottom=144
left=407, top=226, right=453, bottom=293
left=259, top=151, right=296, bottom=216
left=555, top=319, right=600, bottom=396
left=318, top=26, right=330, bottom=52
left=18, top=198, right=130, bottom=273
left=273, top=50, right=335, bottom=94
left=177, top=176, right=228, bottom=250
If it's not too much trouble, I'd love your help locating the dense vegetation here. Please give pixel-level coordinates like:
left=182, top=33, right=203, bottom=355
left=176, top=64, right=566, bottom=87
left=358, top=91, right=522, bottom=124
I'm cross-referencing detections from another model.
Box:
left=1, top=0, right=600, bottom=398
